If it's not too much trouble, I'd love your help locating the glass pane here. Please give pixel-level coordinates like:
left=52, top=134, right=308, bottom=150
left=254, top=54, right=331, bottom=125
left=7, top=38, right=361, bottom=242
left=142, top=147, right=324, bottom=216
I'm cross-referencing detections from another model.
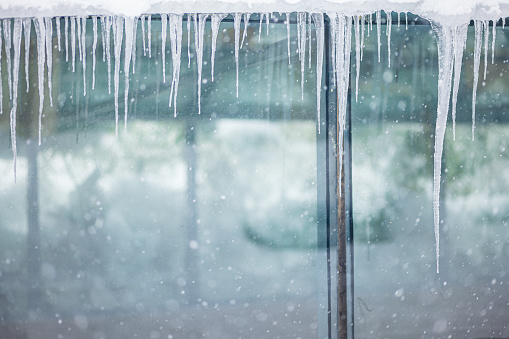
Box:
left=353, top=19, right=509, bottom=338
left=0, top=15, right=328, bottom=338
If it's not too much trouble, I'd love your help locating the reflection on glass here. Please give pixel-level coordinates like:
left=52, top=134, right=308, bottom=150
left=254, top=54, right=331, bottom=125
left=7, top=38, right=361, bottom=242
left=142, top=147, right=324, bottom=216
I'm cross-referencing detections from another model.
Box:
left=0, top=16, right=326, bottom=338
left=353, top=22, right=509, bottom=338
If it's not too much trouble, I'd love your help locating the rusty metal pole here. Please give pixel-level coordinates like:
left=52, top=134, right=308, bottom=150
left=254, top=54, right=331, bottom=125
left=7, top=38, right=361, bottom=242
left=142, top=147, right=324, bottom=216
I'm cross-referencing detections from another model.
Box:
left=337, top=48, right=353, bottom=339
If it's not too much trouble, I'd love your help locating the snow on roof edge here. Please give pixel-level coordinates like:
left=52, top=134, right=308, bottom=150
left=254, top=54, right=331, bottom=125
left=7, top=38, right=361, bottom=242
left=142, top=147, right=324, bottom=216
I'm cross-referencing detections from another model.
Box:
left=1, top=0, right=509, bottom=26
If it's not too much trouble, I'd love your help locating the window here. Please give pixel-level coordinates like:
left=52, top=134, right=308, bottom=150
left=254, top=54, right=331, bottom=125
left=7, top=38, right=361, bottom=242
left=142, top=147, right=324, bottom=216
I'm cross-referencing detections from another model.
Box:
left=1, top=12, right=509, bottom=339
left=0, top=14, right=337, bottom=338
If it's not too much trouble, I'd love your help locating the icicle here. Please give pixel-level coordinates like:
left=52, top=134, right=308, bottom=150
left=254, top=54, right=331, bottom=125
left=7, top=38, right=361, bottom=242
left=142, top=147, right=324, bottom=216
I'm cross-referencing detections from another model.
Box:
left=258, top=14, right=263, bottom=42
left=286, top=12, right=291, bottom=64
left=195, top=14, right=208, bottom=114
left=187, top=15, right=191, bottom=68
left=483, top=20, right=489, bottom=80
left=141, top=15, right=147, bottom=56
left=234, top=13, right=241, bottom=98
left=92, top=16, right=98, bottom=89
left=328, top=12, right=337, bottom=87
left=65, top=17, right=69, bottom=62
left=376, top=10, right=381, bottom=63
left=23, top=19, right=31, bottom=92
left=148, top=15, right=152, bottom=58
left=77, top=17, right=82, bottom=62
left=355, top=15, right=360, bottom=101
left=451, top=25, right=468, bottom=141
left=368, top=13, right=371, bottom=36
left=431, top=22, right=455, bottom=274
left=334, top=14, right=352, bottom=197
left=131, top=17, right=138, bottom=75
left=34, top=18, right=46, bottom=145
left=503, top=18, right=506, bottom=30
left=405, top=12, right=408, bottom=30
left=100, top=16, right=106, bottom=62
left=161, top=14, right=168, bottom=84
left=361, top=15, right=365, bottom=62
left=472, top=20, right=482, bottom=141
left=240, top=13, right=250, bottom=49
left=169, top=14, right=183, bottom=116
left=124, top=17, right=134, bottom=132
left=308, top=13, right=312, bottom=69
left=397, top=12, right=400, bottom=27
left=312, top=13, right=324, bottom=134
left=3, top=19, right=12, bottom=101
left=211, top=14, right=226, bottom=82
left=387, top=11, right=392, bottom=68
left=71, top=17, right=76, bottom=72
left=80, top=17, right=86, bottom=96
left=265, top=13, right=270, bottom=35
left=105, top=16, right=112, bottom=94
left=298, top=12, right=307, bottom=100
left=56, top=18, right=61, bottom=52
left=492, top=21, right=496, bottom=64
left=113, top=15, right=124, bottom=138
left=10, top=19, right=22, bottom=180
left=45, top=17, right=54, bottom=106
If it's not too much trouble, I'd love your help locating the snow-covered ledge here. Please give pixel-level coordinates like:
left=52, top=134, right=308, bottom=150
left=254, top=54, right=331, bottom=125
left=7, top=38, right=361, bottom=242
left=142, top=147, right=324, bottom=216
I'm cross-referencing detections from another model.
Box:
left=0, top=0, right=508, bottom=24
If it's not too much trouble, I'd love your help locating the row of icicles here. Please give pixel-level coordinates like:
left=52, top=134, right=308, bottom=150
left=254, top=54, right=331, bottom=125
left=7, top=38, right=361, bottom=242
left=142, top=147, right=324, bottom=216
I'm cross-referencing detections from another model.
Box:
left=0, top=12, right=504, bottom=272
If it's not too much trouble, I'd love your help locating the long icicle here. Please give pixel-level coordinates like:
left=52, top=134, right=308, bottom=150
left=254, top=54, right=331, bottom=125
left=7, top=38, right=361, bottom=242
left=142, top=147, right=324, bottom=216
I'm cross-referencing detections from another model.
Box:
left=34, top=18, right=46, bottom=145
left=187, top=15, right=191, bottom=68
left=147, top=15, right=152, bottom=58
left=71, top=17, right=76, bottom=72
left=195, top=14, right=208, bottom=114
left=113, top=15, right=124, bottom=138
left=354, top=15, right=360, bottom=101
left=234, top=13, right=241, bottom=97
left=492, top=20, right=496, bottom=64
left=431, top=21, right=455, bottom=274
left=335, top=14, right=353, bottom=197
left=131, top=17, right=138, bottom=75
left=124, top=17, right=134, bottom=132
left=105, top=16, right=112, bottom=94
left=312, top=13, right=324, bottom=134
left=100, top=16, right=106, bottom=62
left=161, top=14, right=168, bottom=83
left=77, top=16, right=82, bottom=62
left=10, top=18, right=22, bottom=180
left=81, top=17, right=86, bottom=96
left=23, top=19, right=31, bottom=92
left=472, top=20, right=482, bottom=141
left=169, top=14, right=183, bottom=116
left=483, top=20, right=488, bottom=80
left=328, top=12, right=337, bottom=87
left=141, top=15, right=146, bottom=56
left=298, top=12, right=306, bottom=100
left=3, top=19, right=13, bottom=101
left=376, top=10, right=381, bottom=63
left=451, top=24, right=468, bottom=140
left=211, top=14, right=226, bottom=82
left=240, top=13, right=250, bottom=49
left=92, top=16, right=98, bottom=89
left=286, top=12, right=291, bottom=64
left=45, top=18, right=53, bottom=106
left=65, top=17, right=69, bottom=62
left=387, top=11, right=392, bottom=68
left=56, top=17, right=61, bottom=51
